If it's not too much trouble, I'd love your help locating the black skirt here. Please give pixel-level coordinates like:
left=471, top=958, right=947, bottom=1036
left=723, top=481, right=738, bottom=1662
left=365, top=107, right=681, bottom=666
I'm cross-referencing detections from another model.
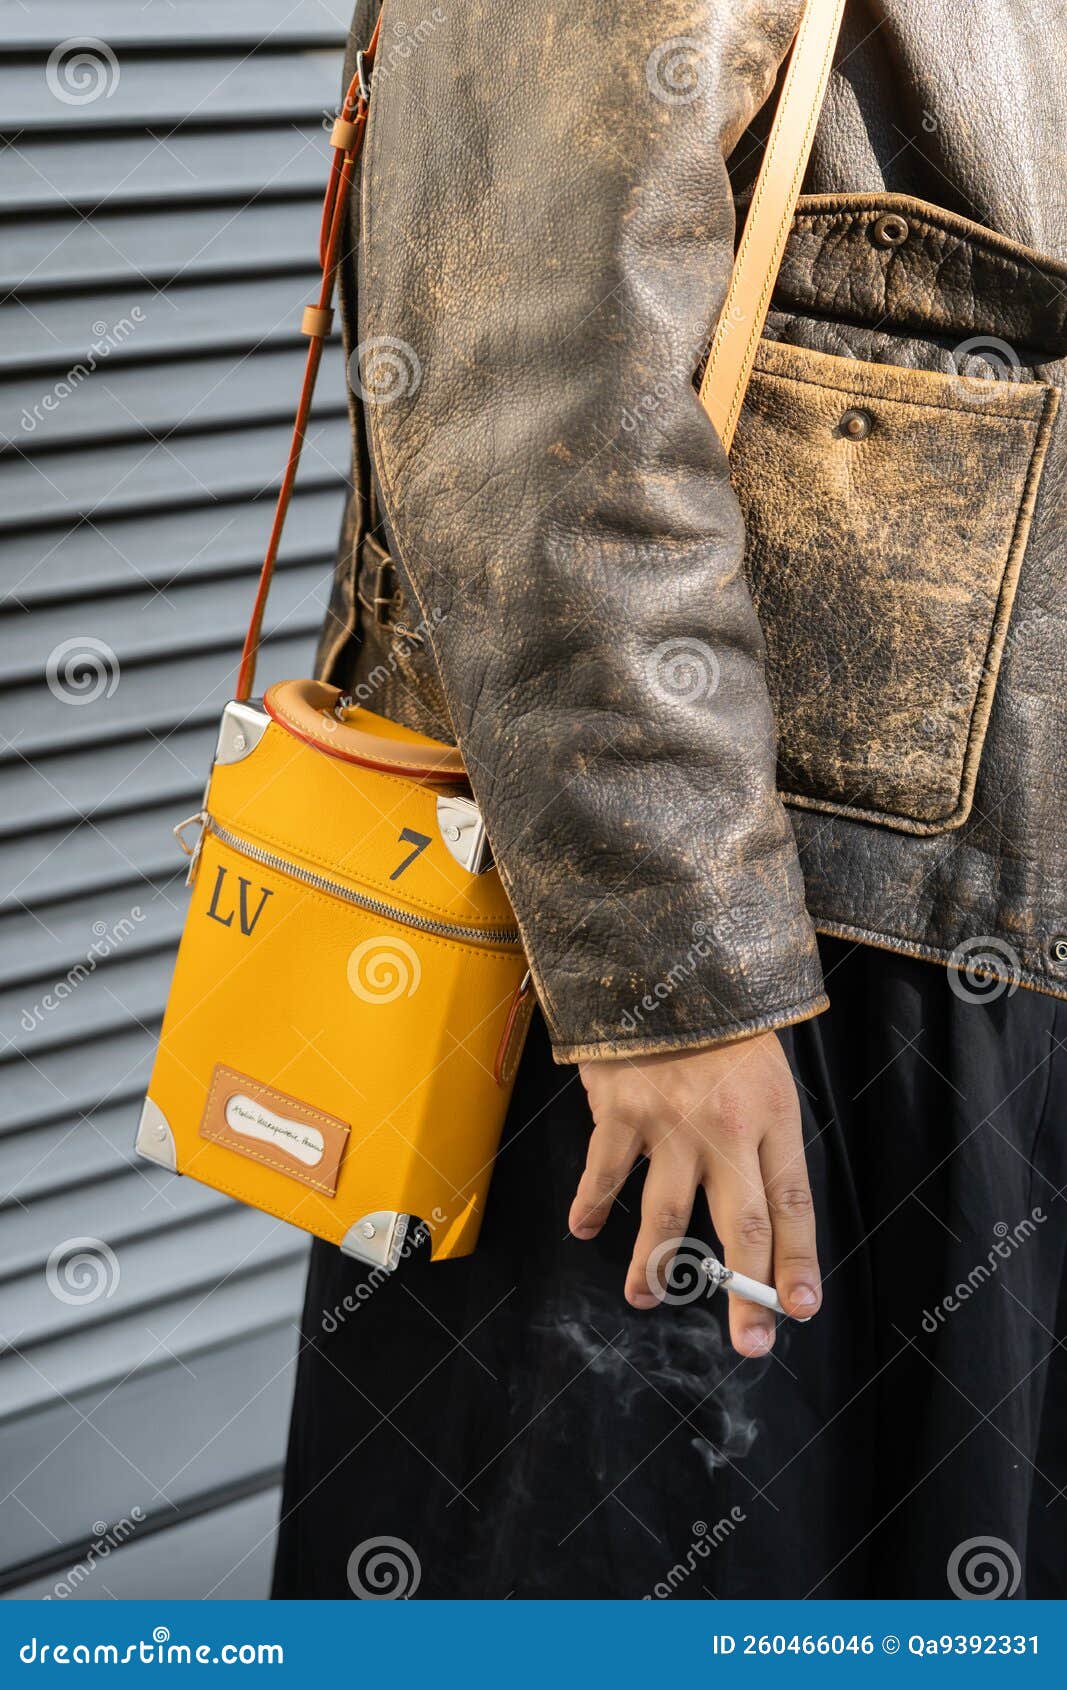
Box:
left=271, top=938, right=1067, bottom=1599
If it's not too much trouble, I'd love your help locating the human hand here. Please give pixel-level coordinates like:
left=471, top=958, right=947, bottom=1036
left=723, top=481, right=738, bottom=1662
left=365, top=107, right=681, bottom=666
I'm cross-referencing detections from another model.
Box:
left=572, top=1031, right=820, bottom=1356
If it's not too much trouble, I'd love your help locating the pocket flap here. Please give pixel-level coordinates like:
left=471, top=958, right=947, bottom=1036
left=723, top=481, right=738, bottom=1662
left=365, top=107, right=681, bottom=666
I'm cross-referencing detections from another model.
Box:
left=775, top=194, right=1067, bottom=358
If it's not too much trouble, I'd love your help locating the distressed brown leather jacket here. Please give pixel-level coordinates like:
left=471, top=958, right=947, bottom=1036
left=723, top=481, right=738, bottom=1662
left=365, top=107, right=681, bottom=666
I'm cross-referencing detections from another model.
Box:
left=319, top=0, right=1067, bottom=1062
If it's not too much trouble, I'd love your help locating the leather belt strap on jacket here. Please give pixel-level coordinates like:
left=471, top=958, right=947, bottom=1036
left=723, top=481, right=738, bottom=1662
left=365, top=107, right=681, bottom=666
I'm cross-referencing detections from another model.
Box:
left=235, top=0, right=846, bottom=698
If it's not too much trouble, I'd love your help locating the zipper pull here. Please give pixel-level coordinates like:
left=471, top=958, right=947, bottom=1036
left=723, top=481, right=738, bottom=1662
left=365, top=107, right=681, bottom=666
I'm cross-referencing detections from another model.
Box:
left=173, top=810, right=207, bottom=886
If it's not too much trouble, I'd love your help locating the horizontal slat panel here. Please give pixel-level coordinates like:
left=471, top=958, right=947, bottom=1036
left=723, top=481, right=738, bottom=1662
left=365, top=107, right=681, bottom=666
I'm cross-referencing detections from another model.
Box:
left=1, top=936, right=178, bottom=1060
left=0, top=416, right=348, bottom=528
left=0, top=874, right=182, bottom=992
left=5, top=197, right=323, bottom=294
left=0, top=273, right=323, bottom=372
left=0, top=1253, right=304, bottom=1423
left=0, top=1324, right=299, bottom=1569
left=0, top=1162, right=231, bottom=1288
left=7, top=1, right=346, bottom=48
left=2, top=635, right=324, bottom=773
left=0, top=11, right=345, bottom=1594
left=1, top=807, right=203, bottom=918
left=2, top=344, right=347, bottom=455
left=2, top=1198, right=300, bottom=1359
left=5, top=557, right=326, bottom=679
left=0, top=124, right=331, bottom=214
left=0, top=487, right=342, bottom=605
left=0, top=1097, right=149, bottom=1207
left=4, top=51, right=344, bottom=132
left=0, top=723, right=211, bottom=837
left=4, top=1027, right=154, bottom=1136
left=5, top=1485, right=283, bottom=1601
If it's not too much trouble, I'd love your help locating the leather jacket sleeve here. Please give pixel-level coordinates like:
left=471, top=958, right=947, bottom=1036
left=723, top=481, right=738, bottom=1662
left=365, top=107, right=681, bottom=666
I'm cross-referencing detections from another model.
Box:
left=356, top=0, right=828, bottom=1061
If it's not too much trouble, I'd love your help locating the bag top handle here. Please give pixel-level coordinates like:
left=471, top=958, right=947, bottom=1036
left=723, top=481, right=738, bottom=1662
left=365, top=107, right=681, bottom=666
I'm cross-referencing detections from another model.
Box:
left=235, top=0, right=845, bottom=701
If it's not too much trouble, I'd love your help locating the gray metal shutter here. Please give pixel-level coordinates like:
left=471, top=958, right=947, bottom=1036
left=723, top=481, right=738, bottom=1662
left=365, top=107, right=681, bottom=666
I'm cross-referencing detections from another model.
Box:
left=1, top=2, right=350, bottom=1599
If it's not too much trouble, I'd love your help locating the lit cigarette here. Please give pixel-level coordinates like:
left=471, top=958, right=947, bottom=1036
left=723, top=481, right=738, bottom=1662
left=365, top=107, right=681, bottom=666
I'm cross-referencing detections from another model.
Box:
left=701, top=1252, right=787, bottom=1318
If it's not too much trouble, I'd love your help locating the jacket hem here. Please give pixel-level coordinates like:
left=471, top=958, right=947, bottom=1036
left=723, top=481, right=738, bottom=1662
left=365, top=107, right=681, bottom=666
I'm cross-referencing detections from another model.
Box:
left=550, top=990, right=830, bottom=1065
left=811, top=919, right=1067, bottom=1004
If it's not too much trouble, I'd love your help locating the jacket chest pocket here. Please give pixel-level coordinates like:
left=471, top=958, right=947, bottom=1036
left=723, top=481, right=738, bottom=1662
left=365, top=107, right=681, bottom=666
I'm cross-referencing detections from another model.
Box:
left=732, top=299, right=1059, bottom=835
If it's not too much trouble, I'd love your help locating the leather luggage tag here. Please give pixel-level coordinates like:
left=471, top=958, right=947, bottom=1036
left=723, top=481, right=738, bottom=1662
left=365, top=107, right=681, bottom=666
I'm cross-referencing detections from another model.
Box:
left=200, top=1064, right=349, bottom=1196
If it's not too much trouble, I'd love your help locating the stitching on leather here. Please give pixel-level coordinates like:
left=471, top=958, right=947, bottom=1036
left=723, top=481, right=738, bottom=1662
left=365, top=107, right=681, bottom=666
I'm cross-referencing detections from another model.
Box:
left=216, top=734, right=514, bottom=932
left=751, top=358, right=1047, bottom=422
left=954, top=380, right=1061, bottom=817
left=201, top=1063, right=346, bottom=1195
left=264, top=714, right=448, bottom=801
left=174, top=1156, right=349, bottom=1245
left=203, top=832, right=521, bottom=956
left=210, top=805, right=475, bottom=927
left=268, top=690, right=460, bottom=776
left=553, top=989, right=831, bottom=1063
left=715, top=0, right=844, bottom=442
left=762, top=377, right=1058, bottom=834
left=790, top=190, right=1067, bottom=280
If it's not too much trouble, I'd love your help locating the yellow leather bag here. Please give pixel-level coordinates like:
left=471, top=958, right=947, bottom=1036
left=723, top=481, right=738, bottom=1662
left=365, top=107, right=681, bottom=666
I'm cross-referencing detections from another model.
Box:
left=137, top=25, right=530, bottom=1267
left=138, top=680, right=532, bottom=1268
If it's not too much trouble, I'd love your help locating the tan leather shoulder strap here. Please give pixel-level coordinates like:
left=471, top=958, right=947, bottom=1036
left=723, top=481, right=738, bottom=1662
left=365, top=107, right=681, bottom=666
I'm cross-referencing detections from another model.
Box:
left=699, top=0, right=846, bottom=451
left=236, top=13, right=382, bottom=702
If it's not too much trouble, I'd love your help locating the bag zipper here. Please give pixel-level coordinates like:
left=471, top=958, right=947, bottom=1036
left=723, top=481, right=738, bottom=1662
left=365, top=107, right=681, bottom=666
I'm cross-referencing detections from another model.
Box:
left=173, top=810, right=521, bottom=949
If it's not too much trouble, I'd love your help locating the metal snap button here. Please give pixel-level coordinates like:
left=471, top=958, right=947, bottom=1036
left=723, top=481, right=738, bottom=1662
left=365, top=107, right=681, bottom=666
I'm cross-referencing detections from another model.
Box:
left=840, top=407, right=872, bottom=440
left=1051, top=937, right=1067, bottom=965
left=873, top=211, right=910, bottom=248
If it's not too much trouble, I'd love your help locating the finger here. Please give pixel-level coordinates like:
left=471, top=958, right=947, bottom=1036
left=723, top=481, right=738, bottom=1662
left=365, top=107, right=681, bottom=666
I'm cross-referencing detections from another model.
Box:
left=705, top=1150, right=777, bottom=1358
left=625, top=1150, right=698, bottom=1309
left=569, top=1120, right=641, bottom=1240
left=760, top=1123, right=821, bottom=1321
